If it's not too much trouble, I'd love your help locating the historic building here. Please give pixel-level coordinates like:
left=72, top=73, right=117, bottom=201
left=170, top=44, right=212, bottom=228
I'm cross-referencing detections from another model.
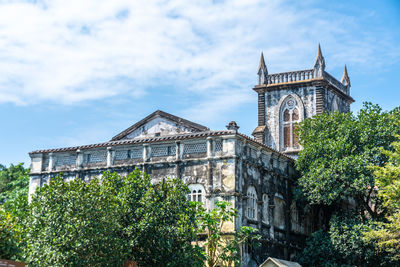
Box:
left=252, top=44, right=354, bottom=157
left=29, top=45, right=353, bottom=266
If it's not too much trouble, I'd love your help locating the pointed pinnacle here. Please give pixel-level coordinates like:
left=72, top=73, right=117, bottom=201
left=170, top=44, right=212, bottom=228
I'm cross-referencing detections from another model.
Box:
left=343, top=65, right=348, bottom=77
left=341, top=64, right=350, bottom=86
left=316, top=43, right=323, bottom=60
left=258, top=52, right=266, bottom=71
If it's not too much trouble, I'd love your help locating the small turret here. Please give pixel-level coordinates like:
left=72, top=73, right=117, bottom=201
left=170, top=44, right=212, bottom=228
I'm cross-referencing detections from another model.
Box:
left=226, top=121, right=239, bottom=131
left=257, top=52, right=268, bottom=85
left=313, top=44, right=325, bottom=76
left=341, top=65, right=351, bottom=89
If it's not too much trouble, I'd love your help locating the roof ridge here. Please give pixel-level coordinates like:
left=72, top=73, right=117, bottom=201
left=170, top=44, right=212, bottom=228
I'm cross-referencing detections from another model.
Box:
left=111, top=110, right=209, bottom=141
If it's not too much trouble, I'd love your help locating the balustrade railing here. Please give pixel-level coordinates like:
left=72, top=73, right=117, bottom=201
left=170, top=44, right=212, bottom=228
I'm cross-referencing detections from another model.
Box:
left=268, top=69, right=315, bottom=84
left=322, top=71, right=347, bottom=93
left=267, top=69, right=348, bottom=94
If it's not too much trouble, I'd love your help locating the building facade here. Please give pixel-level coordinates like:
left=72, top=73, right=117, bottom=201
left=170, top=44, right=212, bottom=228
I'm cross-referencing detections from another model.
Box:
left=29, top=45, right=353, bottom=266
left=252, top=45, right=354, bottom=157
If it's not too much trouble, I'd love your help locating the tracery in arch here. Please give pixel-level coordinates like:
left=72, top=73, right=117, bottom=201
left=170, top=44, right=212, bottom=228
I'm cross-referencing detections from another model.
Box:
left=332, top=97, right=339, bottom=111
left=280, top=96, right=300, bottom=150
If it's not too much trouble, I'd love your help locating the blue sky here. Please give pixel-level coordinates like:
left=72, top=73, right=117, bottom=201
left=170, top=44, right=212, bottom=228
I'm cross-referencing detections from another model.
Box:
left=0, top=0, right=399, bottom=166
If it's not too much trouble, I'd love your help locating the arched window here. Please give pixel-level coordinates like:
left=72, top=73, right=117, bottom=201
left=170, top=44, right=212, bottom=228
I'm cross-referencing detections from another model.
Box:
left=273, top=193, right=285, bottom=229
left=247, top=186, right=257, bottom=220
left=262, top=194, right=269, bottom=224
left=281, top=97, right=300, bottom=150
left=332, top=97, right=339, bottom=111
left=188, top=184, right=205, bottom=204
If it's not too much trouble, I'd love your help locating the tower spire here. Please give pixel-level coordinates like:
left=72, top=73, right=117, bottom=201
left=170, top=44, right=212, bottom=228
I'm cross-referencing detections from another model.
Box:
left=313, top=43, right=325, bottom=75
left=257, top=52, right=268, bottom=85
left=341, top=64, right=351, bottom=88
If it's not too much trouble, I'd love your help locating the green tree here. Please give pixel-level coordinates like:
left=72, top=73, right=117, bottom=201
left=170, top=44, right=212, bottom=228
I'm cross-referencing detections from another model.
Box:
left=296, top=103, right=400, bottom=218
left=0, top=163, right=30, bottom=261
left=25, top=175, right=128, bottom=267
left=26, top=170, right=204, bottom=267
left=297, top=230, right=341, bottom=267
left=298, top=216, right=388, bottom=267
left=364, top=134, right=400, bottom=263
left=296, top=103, right=400, bottom=266
left=0, top=206, right=22, bottom=260
left=0, top=163, right=29, bottom=204
left=102, top=170, right=204, bottom=267
left=196, top=201, right=260, bottom=267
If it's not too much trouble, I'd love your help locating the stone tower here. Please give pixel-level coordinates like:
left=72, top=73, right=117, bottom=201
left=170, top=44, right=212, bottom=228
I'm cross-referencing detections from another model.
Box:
left=252, top=44, right=354, bottom=157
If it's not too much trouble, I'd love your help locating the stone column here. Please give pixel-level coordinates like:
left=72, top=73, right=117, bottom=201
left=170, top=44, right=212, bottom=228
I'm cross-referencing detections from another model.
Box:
left=175, top=141, right=181, bottom=161
left=48, top=152, right=54, bottom=172
left=30, top=153, right=43, bottom=173
left=107, top=147, right=114, bottom=167
left=76, top=149, right=83, bottom=170
left=175, top=141, right=181, bottom=179
left=143, top=144, right=150, bottom=162
left=207, top=137, right=213, bottom=158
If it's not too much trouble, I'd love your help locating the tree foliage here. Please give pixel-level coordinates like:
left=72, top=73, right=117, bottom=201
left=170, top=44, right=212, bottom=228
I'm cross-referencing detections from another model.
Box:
left=101, top=170, right=204, bottom=266
left=364, top=134, right=400, bottom=262
left=26, top=175, right=128, bottom=267
left=296, top=103, right=400, bottom=218
left=296, top=103, right=400, bottom=266
left=0, top=163, right=29, bottom=205
left=25, top=170, right=204, bottom=266
left=196, top=201, right=260, bottom=267
left=0, top=163, right=29, bottom=261
left=0, top=206, right=22, bottom=260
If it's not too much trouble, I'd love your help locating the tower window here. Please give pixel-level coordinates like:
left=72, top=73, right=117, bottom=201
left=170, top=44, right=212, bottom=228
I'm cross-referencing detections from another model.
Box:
left=281, top=97, right=300, bottom=150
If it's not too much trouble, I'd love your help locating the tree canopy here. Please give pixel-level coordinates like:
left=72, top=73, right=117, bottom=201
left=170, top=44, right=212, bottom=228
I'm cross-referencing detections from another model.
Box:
left=296, top=103, right=400, bottom=218
left=26, top=175, right=128, bottom=267
left=364, top=133, right=400, bottom=262
left=0, top=163, right=29, bottom=205
left=25, top=170, right=205, bottom=266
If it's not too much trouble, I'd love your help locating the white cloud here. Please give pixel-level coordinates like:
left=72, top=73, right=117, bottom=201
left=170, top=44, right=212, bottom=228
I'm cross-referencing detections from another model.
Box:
left=0, top=0, right=398, bottom=116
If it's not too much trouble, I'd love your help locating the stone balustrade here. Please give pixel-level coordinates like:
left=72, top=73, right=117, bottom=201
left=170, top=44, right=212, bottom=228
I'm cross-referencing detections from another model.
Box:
left=267, top=69, right=315, bottom=84
left=322, top=71, right=348, bottom=94
left=267, top=69, right=349, bottom=95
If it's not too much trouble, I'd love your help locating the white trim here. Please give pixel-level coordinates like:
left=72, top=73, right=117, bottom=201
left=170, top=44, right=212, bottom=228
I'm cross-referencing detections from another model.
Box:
left=277, top=94, right=304, bottom=151
left=188, top=184, right=205, bottom=204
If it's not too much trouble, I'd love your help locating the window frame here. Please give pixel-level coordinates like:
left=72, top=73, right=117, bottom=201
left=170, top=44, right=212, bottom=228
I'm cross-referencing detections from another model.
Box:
left=246, top=186, right=258, bottom=220
left=188, top=184, right=205, bottom=205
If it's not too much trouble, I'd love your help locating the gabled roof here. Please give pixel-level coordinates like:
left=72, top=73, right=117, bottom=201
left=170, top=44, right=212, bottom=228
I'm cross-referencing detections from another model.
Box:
left=260, top=257, right=302, bottom=267
left=111, top=110, right=209, bottom=141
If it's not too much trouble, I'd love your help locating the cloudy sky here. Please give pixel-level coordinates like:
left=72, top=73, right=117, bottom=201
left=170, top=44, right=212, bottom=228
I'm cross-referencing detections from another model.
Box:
left=0, top=0, right=399, bottom=165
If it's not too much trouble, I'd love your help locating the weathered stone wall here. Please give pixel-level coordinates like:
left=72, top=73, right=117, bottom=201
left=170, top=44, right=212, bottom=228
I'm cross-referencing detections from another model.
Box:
left=264, top=86, right=316, bottom=150
left=29, top=133, right=307, bottom=265
left=125, top=117, right=195, bottom=139
left=325, top=88, right=351, bottom=113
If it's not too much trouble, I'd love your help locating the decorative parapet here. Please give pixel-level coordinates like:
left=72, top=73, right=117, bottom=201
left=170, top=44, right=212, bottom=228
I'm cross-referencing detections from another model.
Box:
left=322, top=71, right=348, bottom=94
left=29, top=131, right=294, bottom=175
left=266, top=69, right=349, bottom=95
left=267, top=69, right=315, bottom=85
left=30, top=137, right=235, bottom=174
